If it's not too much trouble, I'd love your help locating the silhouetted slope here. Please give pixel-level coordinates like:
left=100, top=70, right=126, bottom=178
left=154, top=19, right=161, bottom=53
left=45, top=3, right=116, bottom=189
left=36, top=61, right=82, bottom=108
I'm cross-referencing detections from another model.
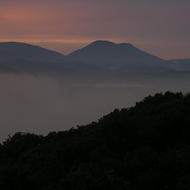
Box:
left=0, top=42, right=106, bottom=74
left=0, top=42, right=64, bottom=58
left=0, top=42, right=88, bottom=74
left=0, top=42, right=67, bottom=73
left=0, top=42, right=66, bottom=63
left=0, top=92, right=189, bottom=189
left=68, top=40, right=169, bottom=72
left=0, top=41, right=189, bottom=74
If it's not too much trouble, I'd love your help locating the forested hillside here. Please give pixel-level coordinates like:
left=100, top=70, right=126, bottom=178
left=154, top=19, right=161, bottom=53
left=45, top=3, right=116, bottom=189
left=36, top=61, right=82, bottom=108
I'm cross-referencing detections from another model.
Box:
left=0, top=92, right=189, bottom=190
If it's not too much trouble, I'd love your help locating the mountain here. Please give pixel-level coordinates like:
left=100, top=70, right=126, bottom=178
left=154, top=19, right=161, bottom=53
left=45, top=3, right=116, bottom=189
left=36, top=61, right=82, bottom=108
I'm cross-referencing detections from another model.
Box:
left=68, top=40, right=170, bottom=73
left=0, top=92, right=189, bottom=189
left=168, top=59, right=190, bottom=71
left=0, top=42, right=101, bottom=74
left=0, top=42, right=80, bottom=74
left=0, top=41, right=188, bottom=75
left=0, top=42, right=65, bottom=73
left=0, top=42, right=65, bottom=61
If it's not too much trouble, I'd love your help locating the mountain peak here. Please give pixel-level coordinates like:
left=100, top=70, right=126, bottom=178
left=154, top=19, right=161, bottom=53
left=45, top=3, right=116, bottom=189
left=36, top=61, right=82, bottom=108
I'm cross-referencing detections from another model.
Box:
left=68, top=40, right=166, bottom=72
left=0, top=41, right=42, bottom=49
left=0, top=41, right=65, bottom=57
left=68, top=40, right=148, bottom=58
left=0, top=41, right=29, bottom=45
left=0, top=41, right=66, bottom=73
left=89, top=40, right=116, bottom=47
left=87, top=40, right=135, bottom=48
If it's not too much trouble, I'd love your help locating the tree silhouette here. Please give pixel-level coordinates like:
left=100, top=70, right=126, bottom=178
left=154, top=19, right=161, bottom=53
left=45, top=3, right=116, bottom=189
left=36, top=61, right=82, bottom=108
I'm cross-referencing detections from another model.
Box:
left=0, top=92, right=189, bottom=190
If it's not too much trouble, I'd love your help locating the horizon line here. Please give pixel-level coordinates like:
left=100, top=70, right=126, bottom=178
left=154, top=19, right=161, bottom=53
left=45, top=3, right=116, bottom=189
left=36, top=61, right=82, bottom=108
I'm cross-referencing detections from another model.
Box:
left=0, top=39, right=189, bottom=60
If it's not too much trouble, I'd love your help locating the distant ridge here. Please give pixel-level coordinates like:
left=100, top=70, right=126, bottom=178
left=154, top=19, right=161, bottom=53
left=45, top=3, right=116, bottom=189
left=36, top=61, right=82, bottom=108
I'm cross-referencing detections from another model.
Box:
left=0, top=40, right=189, bottom=74
left=0, top=42, right=68, bottom=73
left=0, top=42, right=65, bottom=62
left=86, top=40, right=116, bottom=47
left=68, top=40, right=169, bottom=72
left=83, top=40, right=135, bottom=49
left=0, top=42, right=102, bottom=74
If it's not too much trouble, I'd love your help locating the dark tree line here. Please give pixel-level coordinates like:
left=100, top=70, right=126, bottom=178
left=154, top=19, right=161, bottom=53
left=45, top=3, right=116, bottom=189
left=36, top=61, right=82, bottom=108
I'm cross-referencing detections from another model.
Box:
left=0, top=92, right=190, bottom=190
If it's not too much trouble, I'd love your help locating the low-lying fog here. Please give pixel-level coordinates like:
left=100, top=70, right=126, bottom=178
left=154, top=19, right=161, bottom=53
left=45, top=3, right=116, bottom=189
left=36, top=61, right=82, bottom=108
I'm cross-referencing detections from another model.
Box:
left=0, top=73, right=190, bottom=141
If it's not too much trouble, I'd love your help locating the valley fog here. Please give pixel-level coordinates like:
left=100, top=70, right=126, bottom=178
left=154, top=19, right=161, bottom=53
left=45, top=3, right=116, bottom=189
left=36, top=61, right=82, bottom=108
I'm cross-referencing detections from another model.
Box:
left=0, top=73, right=189, bottom=141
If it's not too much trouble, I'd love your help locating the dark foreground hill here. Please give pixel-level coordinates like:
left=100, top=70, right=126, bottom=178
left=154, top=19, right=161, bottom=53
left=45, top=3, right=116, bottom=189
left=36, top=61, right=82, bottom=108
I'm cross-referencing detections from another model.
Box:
left=0, top=92, right=190, bottom=190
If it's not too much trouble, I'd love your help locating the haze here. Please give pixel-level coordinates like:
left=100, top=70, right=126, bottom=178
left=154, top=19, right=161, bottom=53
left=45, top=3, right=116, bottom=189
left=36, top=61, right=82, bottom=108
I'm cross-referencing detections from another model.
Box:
left=0, top=73, right=189, bottom=140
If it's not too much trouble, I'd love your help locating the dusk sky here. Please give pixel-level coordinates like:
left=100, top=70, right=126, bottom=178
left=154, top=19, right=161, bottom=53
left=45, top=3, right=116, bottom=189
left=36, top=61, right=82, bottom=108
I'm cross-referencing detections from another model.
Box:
left=0, top=0, right=189, bottom=59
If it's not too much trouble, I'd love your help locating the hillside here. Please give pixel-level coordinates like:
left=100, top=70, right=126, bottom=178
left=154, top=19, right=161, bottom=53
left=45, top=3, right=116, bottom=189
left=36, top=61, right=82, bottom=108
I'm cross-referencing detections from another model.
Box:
left=1, top=41, right=190, bottom=75
left=0, top=42, right=64, bottom=73
left=68, top=40, right=170, bottom=72
left=0, top=42, right=77, bottom=74
left=0, top=92, right=189, bottom=190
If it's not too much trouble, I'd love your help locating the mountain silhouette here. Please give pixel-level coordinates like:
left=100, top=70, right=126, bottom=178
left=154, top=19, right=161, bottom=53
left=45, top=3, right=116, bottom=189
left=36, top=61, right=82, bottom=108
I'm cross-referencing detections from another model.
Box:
left=0, top=42, right=66, bottom=63
left=0, top=42, right=68, bottom=73
left=0, top=41, right=189, bottom=74
left=68, top=40, right=170, bottom=72
left=0, top=42, right=102, bottom=74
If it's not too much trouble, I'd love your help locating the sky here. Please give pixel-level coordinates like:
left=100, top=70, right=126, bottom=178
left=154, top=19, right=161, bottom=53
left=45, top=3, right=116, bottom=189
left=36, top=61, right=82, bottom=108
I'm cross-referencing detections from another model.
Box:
left=0, top=0, right=189, bottom=59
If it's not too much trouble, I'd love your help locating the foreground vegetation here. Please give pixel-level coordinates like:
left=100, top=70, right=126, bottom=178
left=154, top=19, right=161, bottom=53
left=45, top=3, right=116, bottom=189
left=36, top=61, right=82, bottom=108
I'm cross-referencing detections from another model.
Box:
left=0, top=92, right=189, bottom=190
